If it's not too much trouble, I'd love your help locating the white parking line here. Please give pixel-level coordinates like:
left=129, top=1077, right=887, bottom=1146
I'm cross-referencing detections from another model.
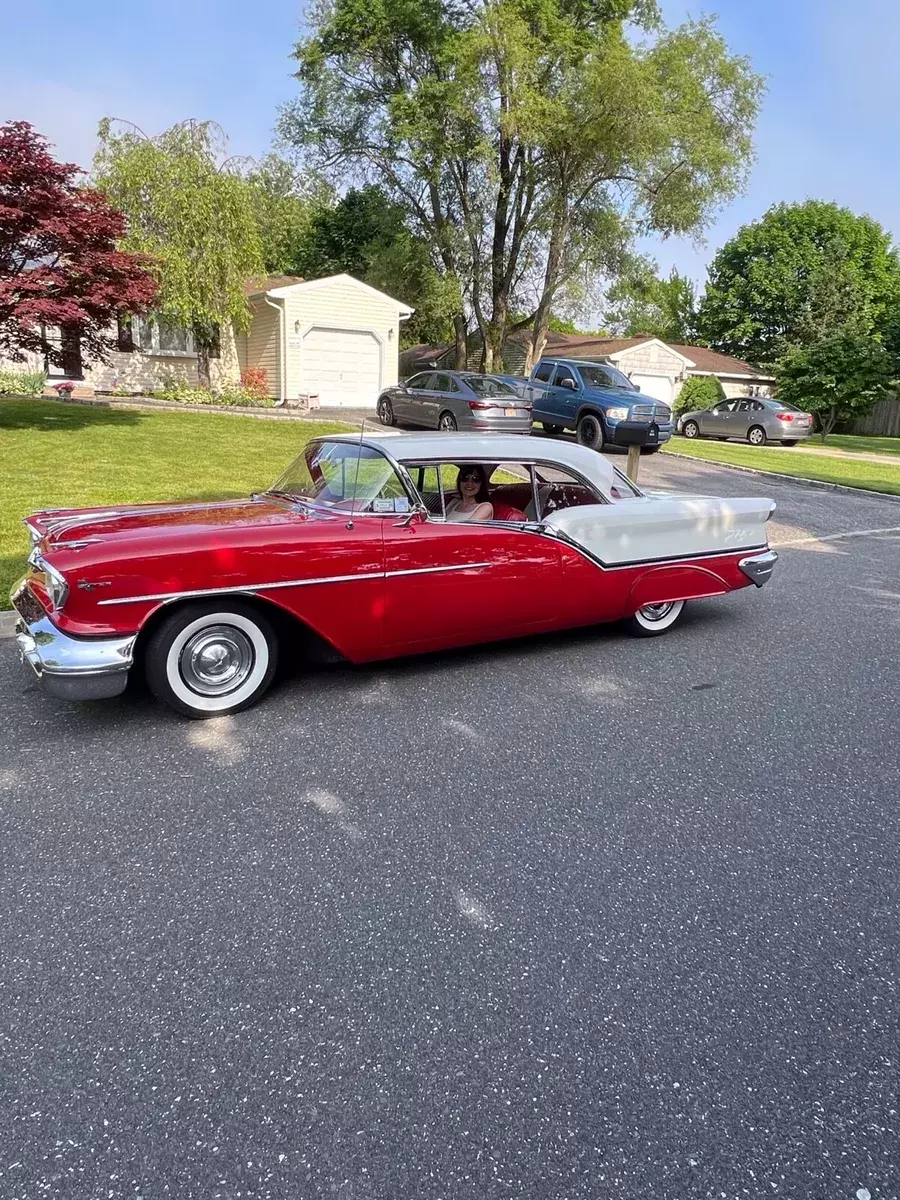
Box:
left=772, top=525, right=900, bottom=548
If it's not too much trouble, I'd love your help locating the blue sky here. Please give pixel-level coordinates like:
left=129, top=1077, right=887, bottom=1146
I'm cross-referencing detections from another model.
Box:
left=2, top=0, right=899, bottom=286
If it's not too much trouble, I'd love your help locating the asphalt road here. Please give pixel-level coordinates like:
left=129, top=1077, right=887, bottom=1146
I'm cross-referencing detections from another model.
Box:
left=1, top=458, right=899, bottom=1200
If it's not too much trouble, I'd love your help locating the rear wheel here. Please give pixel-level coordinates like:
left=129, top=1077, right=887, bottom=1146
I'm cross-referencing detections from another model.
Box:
left=438, top=410, right=458, bottom=432
left=781, top=439, right=798, bottom=447
left=145, top=601, right=278, bottom=718
left=377, top=395, right=395, bottom=426
left=542, top=422, right=564, bottom=435
left=576, top=412, right=604, bottom=451
left=748, top=425, right=767, bottom=446
left=626, top=600, right=685, bottom=637
left=682, top=420, right=700, bottom=439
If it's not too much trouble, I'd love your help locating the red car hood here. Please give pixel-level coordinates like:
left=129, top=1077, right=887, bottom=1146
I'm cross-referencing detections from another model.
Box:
left=29, top=496, right=311, bottom=547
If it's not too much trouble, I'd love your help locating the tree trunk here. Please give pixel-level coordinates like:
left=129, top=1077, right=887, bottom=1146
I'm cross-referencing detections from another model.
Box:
left=453, top=315, right=468, bottom=369
left=197, top=344, right=211, bottom=388
left=526, top=207, right=567, bottom=373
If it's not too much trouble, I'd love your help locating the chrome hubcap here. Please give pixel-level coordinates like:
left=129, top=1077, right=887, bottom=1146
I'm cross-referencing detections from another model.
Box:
left=641, top=602, right=674, bottom=622
left=180, top=625, right=254, bottom=696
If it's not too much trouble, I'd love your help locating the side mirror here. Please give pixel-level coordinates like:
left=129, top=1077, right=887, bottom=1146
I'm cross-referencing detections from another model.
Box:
left=560, top=378, right=576, bottom=391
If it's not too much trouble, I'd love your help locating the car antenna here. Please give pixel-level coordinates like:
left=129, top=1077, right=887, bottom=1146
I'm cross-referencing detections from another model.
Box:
left=348, top=416, right=367, bottom=528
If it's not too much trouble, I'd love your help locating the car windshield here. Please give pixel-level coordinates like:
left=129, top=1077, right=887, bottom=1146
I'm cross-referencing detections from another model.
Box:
left=463, top=374, right=517, bottom=397
left=268, top=442, right=410, bottom=513
left=577, top=363, right=636, bottom=391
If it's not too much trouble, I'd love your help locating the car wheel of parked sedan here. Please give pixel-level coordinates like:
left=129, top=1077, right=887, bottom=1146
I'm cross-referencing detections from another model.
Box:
left=377, top=396, right=395, bottom=426
left=438, top=411, right=458, bottom=432
left=682, top=420, right=700, bottom=439
left=542, top=422, right=564, bottom=435
left=748, top=425, right=767, bottom=446
left=576, top=412, right=604, bottom=451
left=145, top=601, right=279, bottom=718
left=626, top=599, right=686, bottom=637
left=781, top=439, right=798, bottom=447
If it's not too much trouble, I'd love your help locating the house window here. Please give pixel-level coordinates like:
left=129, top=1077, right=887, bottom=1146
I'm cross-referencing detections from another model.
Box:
left=135, top=316, right=196, bottom=357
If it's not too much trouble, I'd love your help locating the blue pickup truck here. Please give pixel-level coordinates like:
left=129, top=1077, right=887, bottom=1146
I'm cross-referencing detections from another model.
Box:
left=505, top=357, right=673, bottom=452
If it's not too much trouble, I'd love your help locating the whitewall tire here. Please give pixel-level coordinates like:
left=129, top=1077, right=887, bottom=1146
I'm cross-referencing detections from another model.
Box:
left=626, top=600, right=686, bottom=637
left=145, top=602, right=278, bottom=718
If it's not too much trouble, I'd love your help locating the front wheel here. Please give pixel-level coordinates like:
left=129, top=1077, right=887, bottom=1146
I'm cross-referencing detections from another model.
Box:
left=377, top=395, right=395, bottom=426
left=576, top=412, right=604, bottom=451
left=682, top=420, right=700, bottom=439
left=626, top=600, right=685, bottom=637
left=144, top=601, right=279, bottom=718
left=438, top=410, right=458, bottom=432
left=748, top=425, right=767, bottom=446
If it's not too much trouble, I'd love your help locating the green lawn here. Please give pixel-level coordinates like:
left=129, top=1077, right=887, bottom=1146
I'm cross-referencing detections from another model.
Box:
left=664, top=435, right=900, bottom=496
left=796, top=433, right=900, bottom=457
left=0, top=397, right=352, bottom=608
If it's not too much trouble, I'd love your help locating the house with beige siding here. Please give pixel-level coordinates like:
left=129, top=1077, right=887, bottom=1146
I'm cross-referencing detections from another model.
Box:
left=1, top=274, right=413, bottom=408
left=402, top=332, right=775, bottom=408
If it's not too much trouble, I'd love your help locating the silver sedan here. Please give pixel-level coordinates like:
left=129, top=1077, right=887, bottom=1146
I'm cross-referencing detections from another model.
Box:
left=678, top=397, right=814, bottom=446
left=376, top=370, right=533, bottom=433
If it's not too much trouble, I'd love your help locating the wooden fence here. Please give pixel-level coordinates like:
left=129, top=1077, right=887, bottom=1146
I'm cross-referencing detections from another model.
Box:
left=852, top=397, right=900, bottom=437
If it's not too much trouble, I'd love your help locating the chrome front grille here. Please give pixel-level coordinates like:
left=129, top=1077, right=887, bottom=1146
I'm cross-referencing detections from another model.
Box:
left=632, top=403, right=672, bottom=422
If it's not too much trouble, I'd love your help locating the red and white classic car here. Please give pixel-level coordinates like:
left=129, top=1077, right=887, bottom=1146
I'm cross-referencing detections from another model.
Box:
left=12, top=432, right=777, bottom=718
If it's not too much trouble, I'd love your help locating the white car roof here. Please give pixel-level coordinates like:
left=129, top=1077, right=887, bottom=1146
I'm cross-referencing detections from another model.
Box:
left=321, top=431, right=617, bottom=494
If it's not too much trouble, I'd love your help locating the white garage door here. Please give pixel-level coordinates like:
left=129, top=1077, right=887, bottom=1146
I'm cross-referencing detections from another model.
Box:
left=630, top=374, right=675, bottom=406
left=301, top=327, right=382, bottom=408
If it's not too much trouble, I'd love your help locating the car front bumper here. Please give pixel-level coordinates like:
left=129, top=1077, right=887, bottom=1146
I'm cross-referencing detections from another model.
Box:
left=738, top=550, right=778, bottom=588
left=11, top=580, right=135, bottom=700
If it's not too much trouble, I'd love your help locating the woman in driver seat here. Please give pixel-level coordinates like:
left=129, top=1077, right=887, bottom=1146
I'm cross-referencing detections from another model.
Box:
left=446, top=465, right=494, bottom=523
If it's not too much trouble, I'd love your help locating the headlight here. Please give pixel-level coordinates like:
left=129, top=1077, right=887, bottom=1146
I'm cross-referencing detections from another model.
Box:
left=606, top=406, right=630, bottom=420
left=35, top=555, right=69, bottom=611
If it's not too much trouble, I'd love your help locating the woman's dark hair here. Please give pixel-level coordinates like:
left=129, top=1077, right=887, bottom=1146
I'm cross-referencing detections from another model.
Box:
left=455, top=464, right=491, bottom=503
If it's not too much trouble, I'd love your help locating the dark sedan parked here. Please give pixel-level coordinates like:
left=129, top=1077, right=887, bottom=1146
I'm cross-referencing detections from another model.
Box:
left=376, top=370, right=533, bottom=433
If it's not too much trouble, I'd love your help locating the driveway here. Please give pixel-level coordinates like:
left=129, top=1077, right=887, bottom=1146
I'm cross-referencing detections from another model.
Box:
left=1, top=458, right=898, bottom=1199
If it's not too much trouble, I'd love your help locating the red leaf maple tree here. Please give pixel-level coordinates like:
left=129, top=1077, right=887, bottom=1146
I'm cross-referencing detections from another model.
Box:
left=0, top=120, right=157, bottom=371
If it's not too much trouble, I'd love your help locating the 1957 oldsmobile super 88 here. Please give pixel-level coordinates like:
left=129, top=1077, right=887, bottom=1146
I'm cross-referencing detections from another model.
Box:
left=12, top=432, right=777, bottom=719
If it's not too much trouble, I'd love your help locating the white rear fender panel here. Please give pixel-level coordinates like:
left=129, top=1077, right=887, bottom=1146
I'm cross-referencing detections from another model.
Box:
left=544, top=495, right=775, bottom=566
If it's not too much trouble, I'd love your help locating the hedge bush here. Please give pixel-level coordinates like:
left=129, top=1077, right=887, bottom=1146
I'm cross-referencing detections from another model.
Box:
left=0, top=368, right=47, bottom=397
left=673, top=374, right=725, bottom=418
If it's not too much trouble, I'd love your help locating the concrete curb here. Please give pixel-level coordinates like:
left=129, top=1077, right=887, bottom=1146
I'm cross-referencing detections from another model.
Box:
left=0, top=611, right=17, bottom=640
left=662, top=450, right=900, bottom=505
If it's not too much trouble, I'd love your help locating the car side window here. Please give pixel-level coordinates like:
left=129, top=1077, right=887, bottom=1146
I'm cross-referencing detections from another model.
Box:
left=737, top=400, right=754, bottom=412
left=405, top=373, right=427, bottom=389
left=534, top=361, right=555, bottom=383
left=534, top=463, right=604, bottom=516
left=553, top=364, right=577, bottom=387
left=717, top=400, right=738, bottom=413
left=431, top=374, right=449, bottom=392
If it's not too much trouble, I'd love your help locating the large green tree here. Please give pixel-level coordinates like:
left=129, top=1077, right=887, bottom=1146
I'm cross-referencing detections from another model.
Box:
left=777, top=330, right=898, bottom=440
left=93, top=119, right=264, bottom=384
left=244, top=153, right=329, bottom=276
left=696, top=201, right=900, bottom=369
left=280, top=0, right=763, bottom=371
left=602, top=262, right=697, bottom=341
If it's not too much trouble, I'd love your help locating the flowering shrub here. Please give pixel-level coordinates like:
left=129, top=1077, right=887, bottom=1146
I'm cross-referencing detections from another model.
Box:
left=52, top=380, right=76, bottom=395
left=149, top=379, right=274, bottom=408
left=240, top=367, right=269, bottom=398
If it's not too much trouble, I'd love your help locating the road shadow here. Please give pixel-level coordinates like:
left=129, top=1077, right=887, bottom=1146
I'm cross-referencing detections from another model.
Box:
left=0, top=398, right=142, bottom=432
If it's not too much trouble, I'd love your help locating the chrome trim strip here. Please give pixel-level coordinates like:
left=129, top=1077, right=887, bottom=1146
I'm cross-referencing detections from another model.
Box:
left=97, top=561, right=495, bottom=607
